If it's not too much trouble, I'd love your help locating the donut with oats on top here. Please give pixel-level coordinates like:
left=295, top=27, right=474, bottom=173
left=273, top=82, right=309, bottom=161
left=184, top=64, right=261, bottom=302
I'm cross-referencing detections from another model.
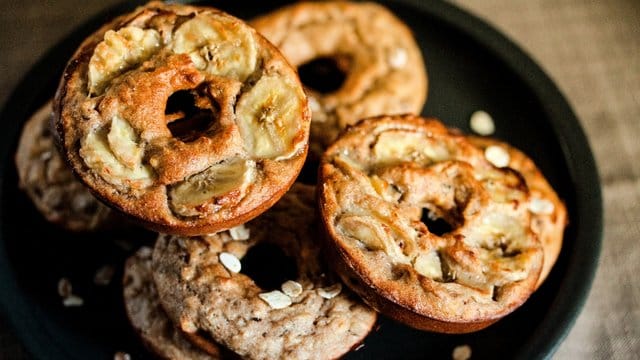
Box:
left=318, top=115, right=544, bottom=333
left=151, top=184, right=376, bottom=359
left=53, top=2, right=310, bottom=236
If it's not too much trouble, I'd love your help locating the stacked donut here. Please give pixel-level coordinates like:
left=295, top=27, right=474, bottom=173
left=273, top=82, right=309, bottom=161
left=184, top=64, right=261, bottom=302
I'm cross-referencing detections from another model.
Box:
left=14, top=1, right=566, bottom=359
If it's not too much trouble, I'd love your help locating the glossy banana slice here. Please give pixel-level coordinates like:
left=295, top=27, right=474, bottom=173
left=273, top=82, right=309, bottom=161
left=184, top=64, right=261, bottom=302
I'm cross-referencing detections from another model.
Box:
left=107, top=115, right=144, bottom=169
left=80, top=124, right=153, bottom=189
left=88, top=27, right=161, bottom=95
left=373, top=130, right=450, bottom=165
left=169, top=158, right=256, bottom=217
left=235, top=75, right=306, bottom=159
left=172, top=13, right=257, bottom=80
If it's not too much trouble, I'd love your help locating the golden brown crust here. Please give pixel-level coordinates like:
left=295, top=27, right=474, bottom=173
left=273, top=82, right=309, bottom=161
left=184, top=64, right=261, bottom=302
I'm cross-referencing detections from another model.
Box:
left=182, top=332, right=224, bottom=358
left=152, top=184, right=377, bottom=359
left=318, top=115, right=544, bottom=333
left=251, top=1, right=427, bottom=156
left=468, top=136, right=567, bottom=288
left=123, top=247, right=219, bottom=360
left=14, top=100, right=116, bottom=231
left=54, top=2, right=310, bottom=236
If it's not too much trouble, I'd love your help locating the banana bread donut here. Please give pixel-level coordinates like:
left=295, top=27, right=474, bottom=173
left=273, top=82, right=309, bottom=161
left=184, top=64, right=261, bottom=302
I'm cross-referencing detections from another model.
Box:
left=15, top=101, right=114, bottom=231
left=318, top=115, right=544, bottom=333
left=54, top=2, right=310, bottom=236
left=123, top=246, right=218, bottom=359
left=152, top=184, right=376, bottom=359
left=251, top=1, right=427, bottom=156
left=468, top=136, right=567, bottom=288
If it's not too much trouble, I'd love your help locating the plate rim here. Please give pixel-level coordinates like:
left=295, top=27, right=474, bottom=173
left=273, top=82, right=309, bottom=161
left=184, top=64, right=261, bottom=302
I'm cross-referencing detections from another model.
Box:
left=0, top=1, right=603, bottom=359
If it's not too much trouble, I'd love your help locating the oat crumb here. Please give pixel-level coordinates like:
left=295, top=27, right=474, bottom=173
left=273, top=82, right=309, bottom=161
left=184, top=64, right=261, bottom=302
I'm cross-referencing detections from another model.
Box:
left=62, top=294, right=84, bottom=307
left=259, top=290, right=292, bottom=309
left=452, top=344, right=472, bottom=360
left=114, top=351, right=131, bottom=360
left=470, top=110, right=495, bottom=135
left=318, top=283, right=342, bottom=299
left=484, top=145, right=510, bottom=168
left=219, top=252, right=242, bottom=273
left=94, top=265, right=115, bottom=286
left=57, top=277, right=72, bottom=298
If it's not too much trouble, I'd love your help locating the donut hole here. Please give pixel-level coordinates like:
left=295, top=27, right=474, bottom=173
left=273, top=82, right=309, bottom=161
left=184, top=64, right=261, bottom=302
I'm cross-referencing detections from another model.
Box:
left=298, top=55, right=351, bottom=94
left=240, top=243, right=298, bottom=291
left=420, top=208, right=456, bottom=236
left=165, top=89, right=219, bottom=142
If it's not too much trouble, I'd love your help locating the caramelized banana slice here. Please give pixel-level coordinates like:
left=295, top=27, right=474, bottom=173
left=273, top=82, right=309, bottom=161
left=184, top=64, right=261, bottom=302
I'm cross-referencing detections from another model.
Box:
left=413, top=251, right=443, bottom=279
left=107, top=115, right=144, bottom=169
left=80, top=127, right=153, bottom=189
left=88, top=27, right=161, bottom=95
left=235, top=75, right=306, bottom=159
left=373, top=130, right=451, bottom=165
left=172, top=13, right=257, bottom=80
left=169, top=158, right=256, bottom=217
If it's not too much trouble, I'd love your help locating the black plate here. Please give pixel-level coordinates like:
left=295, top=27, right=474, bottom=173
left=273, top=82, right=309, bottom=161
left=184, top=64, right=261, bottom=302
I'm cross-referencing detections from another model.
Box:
left=0, top=1, right=602, bottom=359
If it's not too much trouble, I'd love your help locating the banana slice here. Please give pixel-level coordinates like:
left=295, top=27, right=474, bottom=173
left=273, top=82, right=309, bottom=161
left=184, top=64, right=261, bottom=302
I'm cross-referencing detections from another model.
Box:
left=88, top=27, right=161, bottom=95
left=169, top=158, right=256, bottom=217
left=337, top=214, right=411, bottom=265
left=171, top=13, right=257, bottom=80
left=413, top=251, right=443, bottom=279
left=373, top=130, right=451, bottom=165
left=107, top=115, right=144, bottom=169
left=235, top=75, right=305, bottom=159
left=80, top=127, right=153, bottom=189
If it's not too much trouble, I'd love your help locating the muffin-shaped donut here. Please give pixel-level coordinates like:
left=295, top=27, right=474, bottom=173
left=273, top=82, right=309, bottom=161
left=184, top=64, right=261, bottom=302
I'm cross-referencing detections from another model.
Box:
left=152, top=184, right=376, bottom=359
left=54, top=2, right=310, bottom=235
left=318, top=115, right=544, bottom=333
left=15, top=101, right=114, bottom=231
left=123, top=246, right=218, bottom=359
left=468, top=137, right=567, bottom=288
left=251, top=1, right=427, bottom=155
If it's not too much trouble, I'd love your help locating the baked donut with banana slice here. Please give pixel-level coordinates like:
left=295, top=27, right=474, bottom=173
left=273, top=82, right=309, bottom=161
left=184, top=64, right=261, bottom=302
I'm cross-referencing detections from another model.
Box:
left=54, top=2, right=310, bottom=235
left=318, top=115, right=545, bottom=333
left=251, top=1, right=427, bottom=156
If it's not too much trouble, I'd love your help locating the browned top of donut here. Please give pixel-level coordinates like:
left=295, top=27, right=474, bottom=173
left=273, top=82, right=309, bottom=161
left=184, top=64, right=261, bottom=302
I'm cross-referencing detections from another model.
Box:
left=54, top=2, right=310, bottom=235
left=318, top=115, right=544, bottom=329
left=468, top=136, right=567, bottom=288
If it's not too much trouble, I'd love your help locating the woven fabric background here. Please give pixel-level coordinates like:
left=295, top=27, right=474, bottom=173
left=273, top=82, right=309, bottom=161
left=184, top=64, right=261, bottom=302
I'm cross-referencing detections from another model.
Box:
left=1, top=1, right=638, bottom=359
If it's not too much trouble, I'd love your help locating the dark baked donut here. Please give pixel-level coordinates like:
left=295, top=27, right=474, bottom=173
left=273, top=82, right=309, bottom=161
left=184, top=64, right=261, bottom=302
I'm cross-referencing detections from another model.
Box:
left=54, top=2, right=310, bottom=235
left=152, top=184, right=376, bottom=359
left=251, top=1, right=427, bottom=156
left=15, top=101, right=114, bottom=231
left=318, top=115, right=544, bottom=333
left=123, top=246, right=218, bottom=359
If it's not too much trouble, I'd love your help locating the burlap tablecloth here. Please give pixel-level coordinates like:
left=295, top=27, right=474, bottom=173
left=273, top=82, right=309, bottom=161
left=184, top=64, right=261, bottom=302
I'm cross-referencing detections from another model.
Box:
left=1, top=1, right=638, bottom=358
